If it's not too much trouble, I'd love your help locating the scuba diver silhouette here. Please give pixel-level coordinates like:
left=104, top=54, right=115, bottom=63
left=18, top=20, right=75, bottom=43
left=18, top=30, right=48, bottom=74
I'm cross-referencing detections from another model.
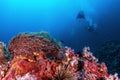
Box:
left=76, top=11, right=85, bottom=19
left=76, top=11, right=97, bottom=32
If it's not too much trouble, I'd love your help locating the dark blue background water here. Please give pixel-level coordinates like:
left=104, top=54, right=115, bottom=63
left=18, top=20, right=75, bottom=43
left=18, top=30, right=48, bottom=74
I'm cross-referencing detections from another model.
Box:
left=0, top=0, right=120, bottom=52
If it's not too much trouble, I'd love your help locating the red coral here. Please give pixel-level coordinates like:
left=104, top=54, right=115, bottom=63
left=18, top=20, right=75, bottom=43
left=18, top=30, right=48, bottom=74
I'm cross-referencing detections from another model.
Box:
left=83, top=61, right=109, bottom=80
left=8, top=32, right=64, bottom=59
left=80, top=47, right=119, bottom=80
left=4, top=52, right=58, bottom=80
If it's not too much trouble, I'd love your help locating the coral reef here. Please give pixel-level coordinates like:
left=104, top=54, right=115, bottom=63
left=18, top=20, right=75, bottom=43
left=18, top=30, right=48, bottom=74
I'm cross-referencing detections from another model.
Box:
left=3, top=52, right=58, bottom=80
left=96, top=40, right=120, bottom=77
left=0, top=32, right=119, bottom=80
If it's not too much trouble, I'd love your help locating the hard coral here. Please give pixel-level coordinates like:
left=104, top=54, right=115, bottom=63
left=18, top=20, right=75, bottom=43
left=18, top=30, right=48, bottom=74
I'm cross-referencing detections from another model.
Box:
left=8, top=32, right=64, bottom=59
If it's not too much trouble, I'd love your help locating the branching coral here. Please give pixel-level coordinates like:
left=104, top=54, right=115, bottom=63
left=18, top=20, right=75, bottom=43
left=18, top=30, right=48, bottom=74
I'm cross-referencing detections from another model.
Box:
left=79, top=47, right=119, bottom=80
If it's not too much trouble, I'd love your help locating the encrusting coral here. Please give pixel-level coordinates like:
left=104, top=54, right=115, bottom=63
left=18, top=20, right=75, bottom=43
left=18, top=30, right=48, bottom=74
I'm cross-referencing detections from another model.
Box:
left=0, top=31, right=119, bottom=80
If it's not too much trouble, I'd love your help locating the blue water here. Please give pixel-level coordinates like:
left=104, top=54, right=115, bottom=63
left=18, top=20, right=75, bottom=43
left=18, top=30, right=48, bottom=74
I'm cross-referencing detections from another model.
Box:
left=0, top=0, right=120, bottom=52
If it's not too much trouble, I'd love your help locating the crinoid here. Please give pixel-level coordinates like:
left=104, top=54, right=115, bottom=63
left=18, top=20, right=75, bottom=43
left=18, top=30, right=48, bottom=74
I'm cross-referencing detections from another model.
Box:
left=54, top=64, right=79, bottom=80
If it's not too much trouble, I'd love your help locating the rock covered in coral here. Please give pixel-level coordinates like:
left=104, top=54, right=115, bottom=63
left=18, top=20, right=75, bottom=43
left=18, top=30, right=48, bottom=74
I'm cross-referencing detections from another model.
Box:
left=0, top=31, right=119, bottom=80
left=8, top=32, right=65, bottom=59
